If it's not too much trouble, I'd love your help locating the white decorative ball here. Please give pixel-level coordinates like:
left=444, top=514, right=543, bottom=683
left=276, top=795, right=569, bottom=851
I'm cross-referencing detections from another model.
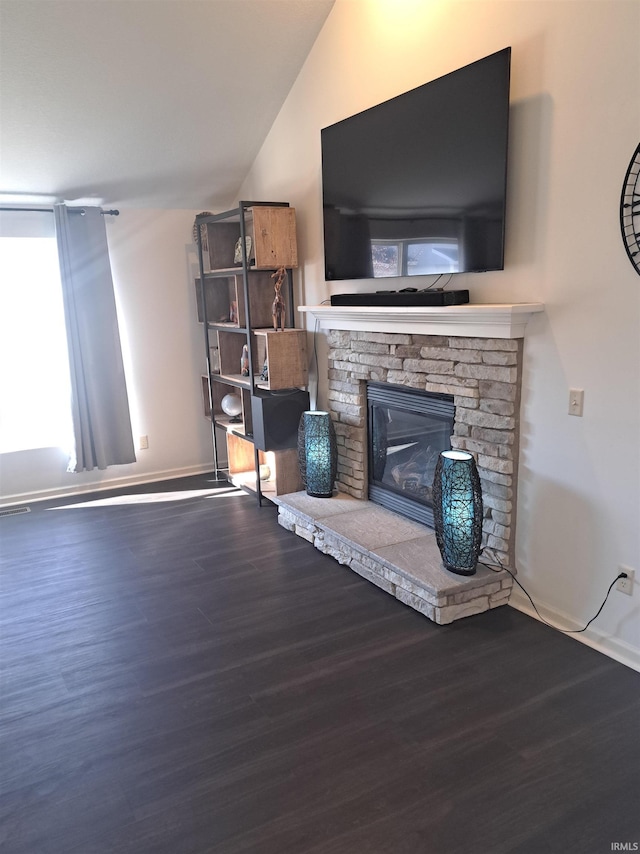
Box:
left=221, top=393, right=242, bottom=421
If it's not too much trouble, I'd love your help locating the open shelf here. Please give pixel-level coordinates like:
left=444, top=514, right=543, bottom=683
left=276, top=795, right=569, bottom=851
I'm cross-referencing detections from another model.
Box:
left=229, top=470, right=276, bottom=495
left=209, top=322, right=248, bottom=332
left=218, top=373, right=252, bottom=389
left=227, top=433, right=302, bottom=497
left=214, top=416, right=247, bottom=435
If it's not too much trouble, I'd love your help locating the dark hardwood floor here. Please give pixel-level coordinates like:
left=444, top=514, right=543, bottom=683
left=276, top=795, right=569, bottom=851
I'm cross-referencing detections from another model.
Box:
left=1, top=474, right=638, bottom=854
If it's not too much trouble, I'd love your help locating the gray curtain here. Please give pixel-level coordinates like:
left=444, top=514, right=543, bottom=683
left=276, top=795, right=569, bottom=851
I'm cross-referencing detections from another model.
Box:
left=54, top=204, right=136, bottom=472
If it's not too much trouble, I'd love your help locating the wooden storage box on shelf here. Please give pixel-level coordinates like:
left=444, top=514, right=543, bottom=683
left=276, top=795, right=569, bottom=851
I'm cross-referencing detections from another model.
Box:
left=205, top=206, right=297, bottom=272
left=242, top=271, right=282, bottom=327
left=249, top=206, right=297, bottom=269
left=204, top=222, right=239, bottom=271
left=227, top=433, right=302, bottom=496
left=195, top=277, right=236, bottom=325
left=254, top=329, right=308, bottom=390
left=195, top=271, right=277, bottom=328
left=267, top=448, right=303, bottom=495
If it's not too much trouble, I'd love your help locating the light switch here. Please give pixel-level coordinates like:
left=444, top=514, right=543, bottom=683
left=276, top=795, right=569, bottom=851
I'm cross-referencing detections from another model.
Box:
left=569, top=389, right=584, bottom=417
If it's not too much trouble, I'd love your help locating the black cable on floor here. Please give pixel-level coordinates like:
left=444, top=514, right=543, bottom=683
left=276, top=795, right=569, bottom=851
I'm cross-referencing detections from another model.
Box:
left=480, top=549, right=626, bottom=634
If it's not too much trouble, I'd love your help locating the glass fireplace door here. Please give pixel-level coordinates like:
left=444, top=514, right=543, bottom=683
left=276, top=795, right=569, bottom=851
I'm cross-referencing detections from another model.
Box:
left=367, top=382, right=455, bottom=527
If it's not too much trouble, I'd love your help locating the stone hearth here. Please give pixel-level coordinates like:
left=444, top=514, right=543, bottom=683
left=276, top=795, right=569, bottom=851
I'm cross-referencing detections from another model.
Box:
left=274, top=491, right=512, bottom=625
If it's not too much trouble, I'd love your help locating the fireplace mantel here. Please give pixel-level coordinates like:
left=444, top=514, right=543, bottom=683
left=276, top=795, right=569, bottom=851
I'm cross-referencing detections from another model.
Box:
left=299, top=302, right=544, bottom=339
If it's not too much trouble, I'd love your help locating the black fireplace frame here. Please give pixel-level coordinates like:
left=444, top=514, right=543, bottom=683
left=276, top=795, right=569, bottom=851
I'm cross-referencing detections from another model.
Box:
left=367, top=382, right=455, bottom=527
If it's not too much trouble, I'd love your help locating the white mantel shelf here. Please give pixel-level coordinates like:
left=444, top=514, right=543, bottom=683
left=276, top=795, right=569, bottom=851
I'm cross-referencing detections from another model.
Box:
left=299, top=302, right=544, bottom=339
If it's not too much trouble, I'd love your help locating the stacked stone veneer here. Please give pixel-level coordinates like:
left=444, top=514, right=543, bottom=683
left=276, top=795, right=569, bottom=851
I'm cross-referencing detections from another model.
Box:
left=326, top=329, right=524, bottom=570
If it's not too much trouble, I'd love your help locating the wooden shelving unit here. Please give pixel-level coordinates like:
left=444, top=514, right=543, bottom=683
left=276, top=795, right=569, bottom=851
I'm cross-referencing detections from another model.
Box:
left=194, top=202, right=309, bottom=503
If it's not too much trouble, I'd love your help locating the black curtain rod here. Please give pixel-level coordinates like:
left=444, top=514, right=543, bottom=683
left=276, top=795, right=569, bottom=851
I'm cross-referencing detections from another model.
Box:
left=0, top=207, right=119, bottom=216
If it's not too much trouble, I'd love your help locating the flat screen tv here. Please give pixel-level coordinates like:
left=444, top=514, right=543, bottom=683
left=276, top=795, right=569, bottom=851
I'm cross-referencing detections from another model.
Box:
left=321, top=48, right=511, bottom=281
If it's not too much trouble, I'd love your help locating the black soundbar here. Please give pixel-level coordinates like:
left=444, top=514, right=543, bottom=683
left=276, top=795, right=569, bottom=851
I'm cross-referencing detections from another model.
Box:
left=330, top=289, right=469, bottom=307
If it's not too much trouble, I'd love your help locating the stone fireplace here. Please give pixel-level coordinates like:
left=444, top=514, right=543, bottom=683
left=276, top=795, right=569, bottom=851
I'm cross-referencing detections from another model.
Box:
left=326, top=328, right=523, bottom=570
left=274, top=303, right=543, bottom=624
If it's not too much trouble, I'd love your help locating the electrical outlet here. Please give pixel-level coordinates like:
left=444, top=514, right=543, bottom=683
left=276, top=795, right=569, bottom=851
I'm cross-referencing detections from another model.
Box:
left=138, top=435, right=149, bottom=450
left=616, top=567, right=635, bottom=596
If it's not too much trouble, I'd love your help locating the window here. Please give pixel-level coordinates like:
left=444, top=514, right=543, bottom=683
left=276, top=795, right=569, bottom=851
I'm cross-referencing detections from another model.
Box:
left=0, top=211, right=73, bottom=453
left=371, top=238, right=459, bottom=277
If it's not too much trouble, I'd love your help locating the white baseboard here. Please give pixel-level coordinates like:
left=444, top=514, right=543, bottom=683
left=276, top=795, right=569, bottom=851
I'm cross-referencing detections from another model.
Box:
left=0, top=463, right=217, bottom=508
left=509, top=588, right=640, bottom=673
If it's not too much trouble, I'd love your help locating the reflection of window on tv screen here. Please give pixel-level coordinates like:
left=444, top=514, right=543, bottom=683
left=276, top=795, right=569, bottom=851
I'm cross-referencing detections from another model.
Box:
left=371, top=239, right=459, bottom=278
left=321, top=48, right=511, bottom=282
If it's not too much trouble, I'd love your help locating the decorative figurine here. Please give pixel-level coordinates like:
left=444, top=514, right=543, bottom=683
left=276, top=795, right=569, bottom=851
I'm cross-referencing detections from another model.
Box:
left=271, top=266, right=286, bottom=331
left=229, top=300, right=238, bottom=324
left=192, top=212, right=212, bottom=253
left=234, top=236, right=252, bottom=265
left=240, top=344, right=250, bottom=376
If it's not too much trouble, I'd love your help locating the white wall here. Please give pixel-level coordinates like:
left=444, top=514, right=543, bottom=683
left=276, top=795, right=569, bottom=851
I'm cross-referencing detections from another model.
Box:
left=0, top=209, right=213, bottom=502
left=239, top=0, right=640, bottom=667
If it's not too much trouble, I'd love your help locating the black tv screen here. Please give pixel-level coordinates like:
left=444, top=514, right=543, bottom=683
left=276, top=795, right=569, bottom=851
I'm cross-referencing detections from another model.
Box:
left=321, top=48, right=511, bottom=281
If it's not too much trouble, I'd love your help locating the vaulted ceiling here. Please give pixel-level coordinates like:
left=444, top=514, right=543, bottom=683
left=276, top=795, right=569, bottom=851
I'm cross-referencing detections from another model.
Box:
left=0, top=0, right=334, bottom=209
